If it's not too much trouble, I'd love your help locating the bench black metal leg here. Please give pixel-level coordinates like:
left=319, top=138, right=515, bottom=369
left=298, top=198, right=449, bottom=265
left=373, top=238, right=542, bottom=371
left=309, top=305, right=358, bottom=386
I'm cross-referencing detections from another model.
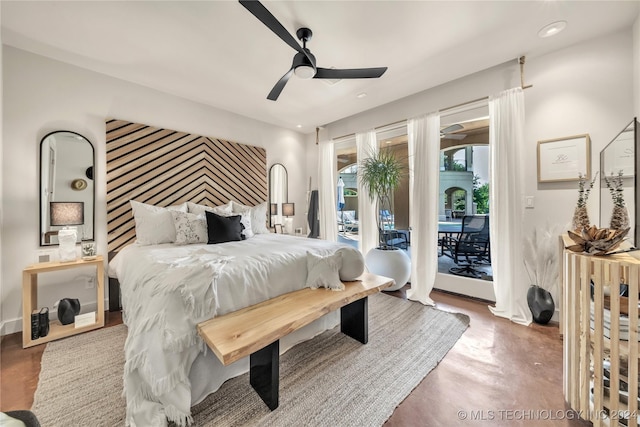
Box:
left=341, top=296, right=368, bottom=344
left=250, top=340, right=279, bottom=410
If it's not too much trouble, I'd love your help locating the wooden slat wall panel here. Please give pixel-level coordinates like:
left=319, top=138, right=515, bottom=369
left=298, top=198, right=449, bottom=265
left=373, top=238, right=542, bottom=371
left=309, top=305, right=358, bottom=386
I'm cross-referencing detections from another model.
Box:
left=106, top=119, right=267, bottom=253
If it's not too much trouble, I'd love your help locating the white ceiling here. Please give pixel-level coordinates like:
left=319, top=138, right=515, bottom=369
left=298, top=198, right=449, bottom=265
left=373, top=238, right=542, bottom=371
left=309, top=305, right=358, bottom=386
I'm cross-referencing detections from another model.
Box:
left=2, top=1, right=638, bottom=134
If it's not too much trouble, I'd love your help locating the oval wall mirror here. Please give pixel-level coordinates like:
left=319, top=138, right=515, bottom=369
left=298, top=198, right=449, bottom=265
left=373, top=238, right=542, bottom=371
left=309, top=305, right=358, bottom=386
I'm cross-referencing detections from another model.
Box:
left=269, top=163, right=288, bottom=228
left=40, top=131, right=95, bottom=246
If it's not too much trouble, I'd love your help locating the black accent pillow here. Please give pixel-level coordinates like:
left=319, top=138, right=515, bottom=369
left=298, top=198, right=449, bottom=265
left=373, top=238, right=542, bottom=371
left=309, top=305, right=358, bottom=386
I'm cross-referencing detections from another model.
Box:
left=205, top=211, right=244, bottom=244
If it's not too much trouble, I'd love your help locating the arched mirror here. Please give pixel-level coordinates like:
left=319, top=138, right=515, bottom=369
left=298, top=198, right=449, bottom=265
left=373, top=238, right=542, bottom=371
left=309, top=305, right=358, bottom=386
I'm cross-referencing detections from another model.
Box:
left=600, top=118, right=638, bottom=248
left=269, top=163, right=288, bottom=228
left=40, top=131, right=95, bottom=246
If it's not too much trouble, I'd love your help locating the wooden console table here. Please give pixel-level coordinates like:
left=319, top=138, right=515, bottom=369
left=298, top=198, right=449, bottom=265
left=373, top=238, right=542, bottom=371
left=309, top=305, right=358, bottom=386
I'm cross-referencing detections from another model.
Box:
left=22, top=256, right=105, bottom=348
left=562, top=243, right=640, bottom=426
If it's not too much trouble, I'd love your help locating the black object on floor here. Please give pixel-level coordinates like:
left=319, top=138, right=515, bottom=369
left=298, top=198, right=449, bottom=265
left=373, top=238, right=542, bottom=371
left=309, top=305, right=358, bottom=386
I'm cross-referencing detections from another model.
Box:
left=527, top=285, right=555, bottom=324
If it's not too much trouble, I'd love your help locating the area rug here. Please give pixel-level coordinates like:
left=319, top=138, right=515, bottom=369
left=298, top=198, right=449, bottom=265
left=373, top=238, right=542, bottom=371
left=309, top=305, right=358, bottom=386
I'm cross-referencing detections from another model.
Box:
left=32, top=293, right=469, bottom=426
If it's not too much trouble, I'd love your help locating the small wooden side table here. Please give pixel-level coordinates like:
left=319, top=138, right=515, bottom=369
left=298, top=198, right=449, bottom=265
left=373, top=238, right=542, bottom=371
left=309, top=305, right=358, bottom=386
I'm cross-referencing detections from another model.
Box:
left=22, top=256, right=105, bottom=348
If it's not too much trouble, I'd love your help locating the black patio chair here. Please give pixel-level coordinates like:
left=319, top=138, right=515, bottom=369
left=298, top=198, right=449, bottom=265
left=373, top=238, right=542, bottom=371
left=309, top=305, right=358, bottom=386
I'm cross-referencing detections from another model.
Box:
left=441, top=215, right=490, bottom=278
left=381, top=229, right=408, bottom=249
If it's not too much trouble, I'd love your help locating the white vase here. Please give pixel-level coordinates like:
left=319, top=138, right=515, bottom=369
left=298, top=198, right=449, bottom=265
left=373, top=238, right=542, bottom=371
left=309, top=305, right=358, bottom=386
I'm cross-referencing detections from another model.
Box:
left=365, top=247, right=411, bottom=292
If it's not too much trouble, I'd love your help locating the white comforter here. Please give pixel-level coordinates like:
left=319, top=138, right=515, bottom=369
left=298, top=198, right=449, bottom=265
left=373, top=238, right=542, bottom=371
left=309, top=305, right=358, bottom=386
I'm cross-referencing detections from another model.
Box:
left=109, top=234, right=363, bottom=427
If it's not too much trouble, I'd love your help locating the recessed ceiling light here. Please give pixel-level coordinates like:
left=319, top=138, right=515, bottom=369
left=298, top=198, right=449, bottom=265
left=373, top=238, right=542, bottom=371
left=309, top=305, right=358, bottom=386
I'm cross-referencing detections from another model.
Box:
left=296, top=124, right=302, bottom=128
left=538, top=21, right=567, bottom=38
left=356, top=92, right=367, bottom=99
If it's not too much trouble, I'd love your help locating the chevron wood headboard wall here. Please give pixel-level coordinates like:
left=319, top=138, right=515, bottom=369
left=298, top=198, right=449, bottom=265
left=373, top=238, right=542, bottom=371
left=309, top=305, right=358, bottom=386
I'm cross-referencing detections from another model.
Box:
left=106, top=119, right=267, bottom=253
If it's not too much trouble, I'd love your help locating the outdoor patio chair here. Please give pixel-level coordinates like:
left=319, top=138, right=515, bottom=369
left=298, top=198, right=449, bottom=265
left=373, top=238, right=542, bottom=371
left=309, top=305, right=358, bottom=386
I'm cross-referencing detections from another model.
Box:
left=381, top=229, right=408, bottom=249
left=337, top=210, right=358, bottom=233
left=440, top=215, right=490, bottom=278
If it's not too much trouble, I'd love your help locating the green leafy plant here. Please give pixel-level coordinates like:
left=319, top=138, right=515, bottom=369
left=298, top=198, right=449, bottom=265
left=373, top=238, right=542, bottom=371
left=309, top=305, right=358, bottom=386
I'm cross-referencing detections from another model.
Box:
left=576, top=172, right=597, bottom=208
left=359, top=148, right=405, bottom=248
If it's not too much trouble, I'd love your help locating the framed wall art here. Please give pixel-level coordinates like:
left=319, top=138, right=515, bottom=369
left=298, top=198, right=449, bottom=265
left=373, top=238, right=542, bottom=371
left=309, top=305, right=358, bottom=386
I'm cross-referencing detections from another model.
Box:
left=537, top=134, right=590, bottom=183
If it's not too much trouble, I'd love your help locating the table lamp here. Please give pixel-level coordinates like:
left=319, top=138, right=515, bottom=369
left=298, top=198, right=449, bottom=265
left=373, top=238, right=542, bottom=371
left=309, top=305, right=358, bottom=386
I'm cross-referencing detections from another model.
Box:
left=50, top=202, right=84, bottom=261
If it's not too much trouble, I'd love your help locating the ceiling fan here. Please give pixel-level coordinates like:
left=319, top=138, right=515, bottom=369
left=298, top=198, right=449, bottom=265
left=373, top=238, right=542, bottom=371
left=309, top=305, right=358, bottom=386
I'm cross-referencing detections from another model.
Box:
left=440, top=124, right=466, bottom=140
left=239, top=0, right=388, bottom=101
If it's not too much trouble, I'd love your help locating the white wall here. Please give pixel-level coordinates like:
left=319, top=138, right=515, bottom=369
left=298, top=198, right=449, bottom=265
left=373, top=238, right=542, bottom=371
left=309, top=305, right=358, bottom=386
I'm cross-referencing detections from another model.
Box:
left=1, top=46, right=307, bottom=335
left=318, top=29, right=635, bottom=304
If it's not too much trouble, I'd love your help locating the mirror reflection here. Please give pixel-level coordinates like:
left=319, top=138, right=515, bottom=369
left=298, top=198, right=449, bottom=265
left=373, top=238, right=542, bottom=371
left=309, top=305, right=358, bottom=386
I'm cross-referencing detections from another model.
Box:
left=40, top=131, right=95, bottom=246
left=269, top=163, right=287, bottom=228
left=600, top=118, right=638, bottom=247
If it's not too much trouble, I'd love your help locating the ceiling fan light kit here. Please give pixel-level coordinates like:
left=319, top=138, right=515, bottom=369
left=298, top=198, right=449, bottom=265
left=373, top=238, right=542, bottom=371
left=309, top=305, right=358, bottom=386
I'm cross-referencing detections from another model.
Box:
left=239, top=0, right=388, bottom=100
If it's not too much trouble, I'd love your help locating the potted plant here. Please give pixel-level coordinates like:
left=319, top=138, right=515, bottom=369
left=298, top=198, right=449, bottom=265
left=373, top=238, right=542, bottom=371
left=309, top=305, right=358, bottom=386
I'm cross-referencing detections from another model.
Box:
left=523, top=226, right=562, bottom=324
left=572, top=172, right=597, bottom=231
left=359, top=147, right=410, bottom=291
left=604, top=170, right=630, bottom=233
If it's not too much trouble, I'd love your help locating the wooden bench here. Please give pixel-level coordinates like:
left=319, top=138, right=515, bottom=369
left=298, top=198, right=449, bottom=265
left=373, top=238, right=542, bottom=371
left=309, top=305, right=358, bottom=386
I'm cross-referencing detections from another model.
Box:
left=197, top=272, right=393, bottom=410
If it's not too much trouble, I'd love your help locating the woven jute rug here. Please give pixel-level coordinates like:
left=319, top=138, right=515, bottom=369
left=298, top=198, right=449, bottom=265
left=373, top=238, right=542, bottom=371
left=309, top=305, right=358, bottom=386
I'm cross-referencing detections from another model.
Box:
left=32, top=293, right=469, bottom=426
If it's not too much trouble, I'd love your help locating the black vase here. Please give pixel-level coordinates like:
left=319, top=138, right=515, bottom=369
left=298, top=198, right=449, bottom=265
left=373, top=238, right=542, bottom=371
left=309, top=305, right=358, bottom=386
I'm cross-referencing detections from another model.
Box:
left=57, top=298, right=81, bottom=325
left=527, top=285, right=555, bottom=325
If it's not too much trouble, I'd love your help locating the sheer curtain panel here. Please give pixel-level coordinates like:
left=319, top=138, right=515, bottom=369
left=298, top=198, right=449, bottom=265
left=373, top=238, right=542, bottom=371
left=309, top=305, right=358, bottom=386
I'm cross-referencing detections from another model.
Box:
left=488, top=87, right=531, bottom=325
left=318, top=140, right=338, bottom=241
left=407, top=113, right=440, bottom=306
left=356, top=130, right=379, bottom=256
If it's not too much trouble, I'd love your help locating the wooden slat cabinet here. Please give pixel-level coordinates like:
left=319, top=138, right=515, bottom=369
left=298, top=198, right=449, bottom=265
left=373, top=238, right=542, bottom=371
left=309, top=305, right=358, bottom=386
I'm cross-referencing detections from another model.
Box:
left=562, top=242, right=640, bottom=426
left=22, top=256, right=105, bottom=348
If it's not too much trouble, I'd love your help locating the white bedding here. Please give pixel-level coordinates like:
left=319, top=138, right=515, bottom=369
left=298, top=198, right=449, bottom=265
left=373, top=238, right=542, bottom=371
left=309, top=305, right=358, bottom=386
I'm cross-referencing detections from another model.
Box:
left=109, top=234, right=364, bottom=426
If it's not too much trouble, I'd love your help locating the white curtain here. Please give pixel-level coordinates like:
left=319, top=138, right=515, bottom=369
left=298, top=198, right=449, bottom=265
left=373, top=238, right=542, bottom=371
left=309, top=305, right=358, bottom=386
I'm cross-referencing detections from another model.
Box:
left=356, top=130, right=379, bottom=255
left=488, top=87, right=531, bottom=325
left=318, top=140, right=338, bottom=241
left=406, top=113, right=440, bottom=306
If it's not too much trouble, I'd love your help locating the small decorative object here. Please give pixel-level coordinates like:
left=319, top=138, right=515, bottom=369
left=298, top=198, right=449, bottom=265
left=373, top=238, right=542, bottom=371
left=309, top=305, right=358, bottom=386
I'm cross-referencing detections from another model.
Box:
left=604, top=170, right=630, bottom=233
left=526, top=285, right=555, bottom=325
left=566, top=225, right=630, bottom=255
left=572, top=172, right=598, bottom=231
left=81, top=240, right=96, bottom=260
left=57, top=298, right=81, bottom=325
left=38, top=307, right=50, bottom=337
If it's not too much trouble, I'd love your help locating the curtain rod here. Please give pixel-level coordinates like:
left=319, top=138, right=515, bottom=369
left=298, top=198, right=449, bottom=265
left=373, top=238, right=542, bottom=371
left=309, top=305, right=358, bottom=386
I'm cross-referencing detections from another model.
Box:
left=329, top=56, right=532, bottom=143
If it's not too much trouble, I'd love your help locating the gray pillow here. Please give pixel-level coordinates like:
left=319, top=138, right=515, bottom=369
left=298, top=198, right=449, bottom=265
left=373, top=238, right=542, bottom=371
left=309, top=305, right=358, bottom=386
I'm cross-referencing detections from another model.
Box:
left=306, top=251, right=344, bottom=291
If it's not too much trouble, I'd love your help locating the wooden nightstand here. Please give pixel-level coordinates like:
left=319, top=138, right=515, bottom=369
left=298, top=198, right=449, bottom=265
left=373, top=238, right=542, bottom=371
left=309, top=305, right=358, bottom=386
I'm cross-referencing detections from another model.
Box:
left=22, top=256, right=105, bottom=348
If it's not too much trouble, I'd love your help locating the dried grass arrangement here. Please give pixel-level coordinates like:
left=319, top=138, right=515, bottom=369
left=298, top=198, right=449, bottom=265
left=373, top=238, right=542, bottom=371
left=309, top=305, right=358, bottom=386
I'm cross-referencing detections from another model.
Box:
left=566, top=225, right=630, bottom=256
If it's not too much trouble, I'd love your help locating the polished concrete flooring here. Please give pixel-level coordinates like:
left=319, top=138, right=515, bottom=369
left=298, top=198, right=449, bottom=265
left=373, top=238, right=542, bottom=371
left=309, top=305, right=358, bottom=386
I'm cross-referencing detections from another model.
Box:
left=0, top=289, right=589, bottom=426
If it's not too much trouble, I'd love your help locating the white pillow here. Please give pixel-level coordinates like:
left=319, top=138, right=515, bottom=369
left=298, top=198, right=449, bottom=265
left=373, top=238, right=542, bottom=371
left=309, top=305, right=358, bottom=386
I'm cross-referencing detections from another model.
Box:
left=187, top=201, right=232, bottom=216
left=171, top=211, right=208, bottom=244
left=130, top=200, right=187, bottom=245
left=232, top=201, right=269, bottom=234
left=306, top=251, right=344, bottom=291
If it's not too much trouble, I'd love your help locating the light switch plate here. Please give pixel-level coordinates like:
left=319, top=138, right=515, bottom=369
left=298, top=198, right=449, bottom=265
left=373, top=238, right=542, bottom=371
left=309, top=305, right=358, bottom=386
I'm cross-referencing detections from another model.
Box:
left=525, top=196, right=535, bottom=208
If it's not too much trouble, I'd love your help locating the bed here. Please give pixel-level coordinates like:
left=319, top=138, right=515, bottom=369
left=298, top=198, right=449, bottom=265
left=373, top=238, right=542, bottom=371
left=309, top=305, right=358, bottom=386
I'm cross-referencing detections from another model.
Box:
left=110, top=230, right=364, bottom=426
left=105, top=120, right=364, bottom=426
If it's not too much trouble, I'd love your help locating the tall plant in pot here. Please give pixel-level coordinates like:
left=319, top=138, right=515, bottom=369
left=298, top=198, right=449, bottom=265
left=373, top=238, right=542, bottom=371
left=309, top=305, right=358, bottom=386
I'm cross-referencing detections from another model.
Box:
left=605, top=170, right=630, bottom=233
left=359, top=147, right=410, bottom=291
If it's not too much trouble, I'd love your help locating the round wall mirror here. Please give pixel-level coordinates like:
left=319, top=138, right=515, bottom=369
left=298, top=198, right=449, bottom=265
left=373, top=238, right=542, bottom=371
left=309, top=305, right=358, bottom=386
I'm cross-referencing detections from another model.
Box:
left=40, top=131, right=95, bottom=246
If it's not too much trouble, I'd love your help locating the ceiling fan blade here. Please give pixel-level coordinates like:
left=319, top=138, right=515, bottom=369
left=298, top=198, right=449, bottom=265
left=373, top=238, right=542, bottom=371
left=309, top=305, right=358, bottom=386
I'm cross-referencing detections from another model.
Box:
left=314, top=67, right=387, bottom=79
left=239, top=1, right=305, bottom=55
left=441, top=124, right=463, bottom=134
left=441, top=133, right=466, bottom=140
left=267, top=68, right=294, bottom=101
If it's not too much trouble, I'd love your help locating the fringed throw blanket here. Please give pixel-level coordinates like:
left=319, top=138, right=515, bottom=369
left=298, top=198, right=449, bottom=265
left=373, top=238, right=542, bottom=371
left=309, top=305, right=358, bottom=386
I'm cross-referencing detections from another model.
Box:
left=118, top=248, right=229, bottom=427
